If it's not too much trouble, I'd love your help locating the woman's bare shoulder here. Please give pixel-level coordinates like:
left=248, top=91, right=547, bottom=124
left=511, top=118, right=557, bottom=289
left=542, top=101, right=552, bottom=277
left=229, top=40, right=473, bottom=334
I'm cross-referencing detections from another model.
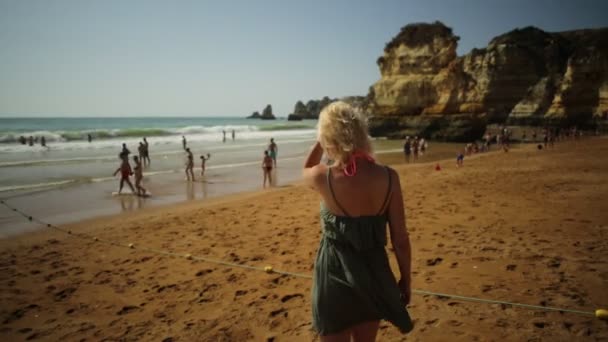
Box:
left=303, top=163, right=328, bottom=189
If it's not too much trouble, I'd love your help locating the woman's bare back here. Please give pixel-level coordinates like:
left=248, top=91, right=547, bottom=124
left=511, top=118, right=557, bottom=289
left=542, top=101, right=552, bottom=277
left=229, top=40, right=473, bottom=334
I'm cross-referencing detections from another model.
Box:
left=318, top=161, right=393, bottom=217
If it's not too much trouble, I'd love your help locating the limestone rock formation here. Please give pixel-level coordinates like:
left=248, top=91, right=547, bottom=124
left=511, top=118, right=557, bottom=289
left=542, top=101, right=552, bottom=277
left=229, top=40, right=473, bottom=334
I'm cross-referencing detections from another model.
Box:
left=368, top=21, right=608, bottom=141
left=246, top=111, right=261, bottom=119
left=247, top=106, right=276, bottom=120
left=261, top=105, right=276, bottom=120
left=287, top=97, right=337, bottom=120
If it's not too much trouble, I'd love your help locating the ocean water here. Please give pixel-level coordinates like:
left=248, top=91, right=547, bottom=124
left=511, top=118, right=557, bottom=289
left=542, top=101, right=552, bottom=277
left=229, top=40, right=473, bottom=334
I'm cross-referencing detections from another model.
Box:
left=0, top=117, right=317, bottom=192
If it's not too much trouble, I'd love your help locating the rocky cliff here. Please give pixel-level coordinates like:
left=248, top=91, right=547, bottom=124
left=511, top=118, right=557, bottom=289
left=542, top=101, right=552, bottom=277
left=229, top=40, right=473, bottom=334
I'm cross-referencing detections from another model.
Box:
left=368, top=21, right=608, bottom=141
left=287, top=97, right=337, bottom=120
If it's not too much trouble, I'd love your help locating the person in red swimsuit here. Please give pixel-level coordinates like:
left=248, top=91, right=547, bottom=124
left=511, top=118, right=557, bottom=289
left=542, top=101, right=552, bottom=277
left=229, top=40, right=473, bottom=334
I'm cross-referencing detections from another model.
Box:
left=113, top=152, right=135, bottom=194
left=262, top=150, right=273, bottom=188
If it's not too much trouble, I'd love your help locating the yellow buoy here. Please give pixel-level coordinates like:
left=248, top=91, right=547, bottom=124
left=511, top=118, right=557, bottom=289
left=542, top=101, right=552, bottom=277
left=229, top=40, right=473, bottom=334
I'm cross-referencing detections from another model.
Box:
left=264, top=266, right=273, bottom=273
left=128, top=243, right=134, bottom=249
left=93, top=237, right=99, bottom=241
left=596, top=309, right=608, bottom=320
left=185, top=253, right=193, bottom=260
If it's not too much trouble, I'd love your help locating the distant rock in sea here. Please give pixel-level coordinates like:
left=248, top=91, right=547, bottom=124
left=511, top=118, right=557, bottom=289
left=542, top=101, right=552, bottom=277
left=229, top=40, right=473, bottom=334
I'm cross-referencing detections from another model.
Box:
left=246, top=105, right=276, bottom=120
left=246, top=111, right=261, bottom=119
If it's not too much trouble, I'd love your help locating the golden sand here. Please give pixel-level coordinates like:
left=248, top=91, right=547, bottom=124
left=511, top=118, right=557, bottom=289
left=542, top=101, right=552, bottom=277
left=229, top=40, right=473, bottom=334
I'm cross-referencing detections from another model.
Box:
left=1, top=138, right=607, bottom=341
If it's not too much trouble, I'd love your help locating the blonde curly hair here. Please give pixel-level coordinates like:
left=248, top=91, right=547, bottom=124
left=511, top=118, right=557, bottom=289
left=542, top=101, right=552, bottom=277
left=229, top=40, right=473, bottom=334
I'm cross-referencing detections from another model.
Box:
left=318, top=101, right=372, bottom=165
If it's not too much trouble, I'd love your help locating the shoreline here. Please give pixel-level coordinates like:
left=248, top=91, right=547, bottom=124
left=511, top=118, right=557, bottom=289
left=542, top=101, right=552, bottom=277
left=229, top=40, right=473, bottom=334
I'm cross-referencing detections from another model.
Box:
left=0, top=140, right=475, bottom=238
left=2, top=138, right=606, bottom=341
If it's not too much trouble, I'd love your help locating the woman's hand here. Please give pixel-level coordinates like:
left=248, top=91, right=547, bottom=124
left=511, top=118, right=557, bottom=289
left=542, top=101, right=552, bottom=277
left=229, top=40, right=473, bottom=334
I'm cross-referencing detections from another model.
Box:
left=398, top=277, right=411, bottom=306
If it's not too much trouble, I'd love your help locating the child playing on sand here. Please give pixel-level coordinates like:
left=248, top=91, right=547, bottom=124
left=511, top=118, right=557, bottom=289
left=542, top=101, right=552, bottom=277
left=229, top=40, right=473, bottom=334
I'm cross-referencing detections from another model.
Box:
left=456, top=150, right=464, bottom=167
left=200, top=153, right=211, bottom=176
left=132, top=156, right=147, bottom=196
left=185, top=148, right=195, bottom=182
left=262, top=150, right=273, bottom=188
left=113, top=152, right=135, bottom=194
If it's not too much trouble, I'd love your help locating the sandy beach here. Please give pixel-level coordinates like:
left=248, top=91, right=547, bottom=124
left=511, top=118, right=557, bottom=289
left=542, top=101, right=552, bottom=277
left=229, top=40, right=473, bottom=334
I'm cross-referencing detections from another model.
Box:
left=1, top=138, right=608, bottom=341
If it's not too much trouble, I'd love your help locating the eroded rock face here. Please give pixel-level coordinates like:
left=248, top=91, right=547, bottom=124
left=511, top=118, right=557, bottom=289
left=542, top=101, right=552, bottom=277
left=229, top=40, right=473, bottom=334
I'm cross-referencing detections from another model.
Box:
left=287, top=97, right=337, bottom=120
left=368, top=22, right=608, bottom=141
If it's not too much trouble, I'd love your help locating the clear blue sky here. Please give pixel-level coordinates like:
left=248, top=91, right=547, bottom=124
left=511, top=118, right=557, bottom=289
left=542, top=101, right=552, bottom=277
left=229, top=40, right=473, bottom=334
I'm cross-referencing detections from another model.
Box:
left=1, top=0, right=606, bottom=117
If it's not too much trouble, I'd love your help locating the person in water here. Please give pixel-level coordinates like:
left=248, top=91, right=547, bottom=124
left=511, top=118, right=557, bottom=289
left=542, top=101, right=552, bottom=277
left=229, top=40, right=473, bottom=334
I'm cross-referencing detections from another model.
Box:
left=182, top=136, right=187, bottom=150
left=142, top=137, right=150, bottom=165
left=138, top=142, right=146, bottom=164
left=185, top=148, right=195, bottom=181
left=231, top=129, right=235, bottom=141
left=262, top=150, right=273, bottom=188
left=88, top=134, right=92, bottom=143
left=222, top=130, right=227, bottom=143
left=122, top=143, right=130, bottom=156
left=113, top=152, right=135, bottom=194
left=302, top=101, right=413, bottom=340
left=40, top=136, right=47, bottom=148
left=268, top=138, right=278, bottom=167
left=200, top=153, right=211, bottom=176
left=132, top=156, right=147, bottom=196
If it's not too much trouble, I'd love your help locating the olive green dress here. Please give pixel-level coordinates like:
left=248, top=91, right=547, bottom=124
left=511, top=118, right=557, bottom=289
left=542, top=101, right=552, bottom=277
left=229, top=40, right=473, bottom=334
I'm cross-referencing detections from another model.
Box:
left=312, top=167, right=413, bottom=335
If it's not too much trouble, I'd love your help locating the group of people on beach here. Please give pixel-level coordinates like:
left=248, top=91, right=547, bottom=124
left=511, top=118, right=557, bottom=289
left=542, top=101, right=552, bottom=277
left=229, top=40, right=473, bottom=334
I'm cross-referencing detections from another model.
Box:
left=113, top=143, right=147, bottom=196
left=402, top=136, right=427, bottom=163
left=114, top=133, right=279, bottom=194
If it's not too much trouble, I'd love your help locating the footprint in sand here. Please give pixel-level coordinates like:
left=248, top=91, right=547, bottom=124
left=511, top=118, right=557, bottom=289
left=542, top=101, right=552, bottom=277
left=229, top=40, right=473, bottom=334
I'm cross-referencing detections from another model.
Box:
left=426, top=258, right=443, bottom=266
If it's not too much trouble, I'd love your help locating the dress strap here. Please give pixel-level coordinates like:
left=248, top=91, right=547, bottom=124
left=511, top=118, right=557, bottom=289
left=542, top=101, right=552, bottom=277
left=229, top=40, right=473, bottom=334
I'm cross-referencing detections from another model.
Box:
left=327, top=168, right=351, bottom=217
left=377, top=166, right=393, bottom=215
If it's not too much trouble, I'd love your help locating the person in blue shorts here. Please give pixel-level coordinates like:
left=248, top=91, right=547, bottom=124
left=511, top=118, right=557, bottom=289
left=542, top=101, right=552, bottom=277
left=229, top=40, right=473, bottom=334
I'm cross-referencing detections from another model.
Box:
left=456, top=150, right=464, bottom=167
left=268, top=138, right=278, bottom=167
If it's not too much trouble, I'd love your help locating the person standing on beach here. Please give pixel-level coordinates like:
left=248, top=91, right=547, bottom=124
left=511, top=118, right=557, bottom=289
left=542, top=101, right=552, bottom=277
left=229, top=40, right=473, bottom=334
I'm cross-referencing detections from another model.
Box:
left=419, top=138, right=427, bottom=155
left=222, top=130, right=227, bottom=143
left=122, top=143, right=130, bottom=156
left=143, top=137, right=150, bottom=165
left=28, top=136, right=34, bottom=146
left=262, top=150, right=273, bottom=188
left=185, top=148, right=195, bottom=181
left=268, top=138, right=278, bottom=167
left=412, top=137, right=419, bottom=161
left=88, top=134, right=92, bottom=143
left=182, top=136, right=187, bottom=150
left=132, top=156, right=147, bottom=196
left=113, top=153, right=135, bottom=194
left=200, top=153, right=211, bottom=176
left=138, top=142, right=145, bottom=164
left=303, top=101, right=413, bottom=340
left=232, top=129, right=235, bottom=141
left=457, top=150, right=464, bottom=167
left=40, top=136, right=46, bottom=148
left=403, top=137, right=411, bottom=163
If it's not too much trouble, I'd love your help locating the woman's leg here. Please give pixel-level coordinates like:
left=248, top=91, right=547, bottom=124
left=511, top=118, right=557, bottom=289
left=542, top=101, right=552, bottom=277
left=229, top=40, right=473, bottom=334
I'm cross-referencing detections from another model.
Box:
left=268, top=169, right=272, bottom=186
left=320, top=330, right=351, bottom=342
left=263, top=170, right=267, bottom=187
left=125, top=179, right=135, bottom=192
left=352, top=320, right=380, bottom=342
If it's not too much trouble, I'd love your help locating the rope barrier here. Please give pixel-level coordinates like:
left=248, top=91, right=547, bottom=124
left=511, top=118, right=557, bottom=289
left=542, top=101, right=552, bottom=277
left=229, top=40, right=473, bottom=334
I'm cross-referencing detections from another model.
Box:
left=1, top=199, right=606, bottom=321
